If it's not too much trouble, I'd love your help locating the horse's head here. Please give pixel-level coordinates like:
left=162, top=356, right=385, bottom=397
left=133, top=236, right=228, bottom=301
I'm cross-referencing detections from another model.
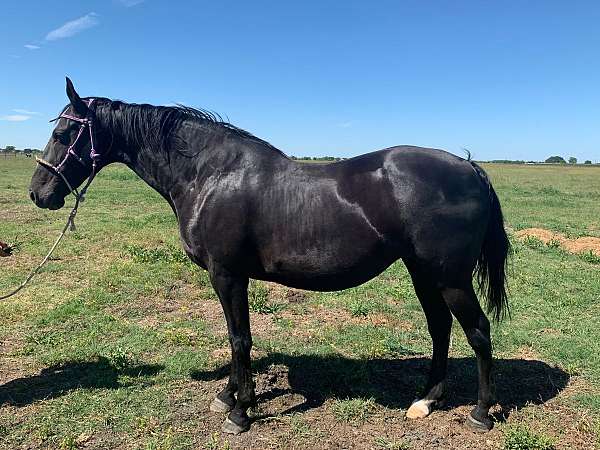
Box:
left=29, top=78, right=99, bottom=210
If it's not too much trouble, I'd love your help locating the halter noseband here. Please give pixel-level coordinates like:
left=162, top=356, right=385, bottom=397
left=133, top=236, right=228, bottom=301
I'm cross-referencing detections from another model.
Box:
left=35, top=99, right=100, bottom=201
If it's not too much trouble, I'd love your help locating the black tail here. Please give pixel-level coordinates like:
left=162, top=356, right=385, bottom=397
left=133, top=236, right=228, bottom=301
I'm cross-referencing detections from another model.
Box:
left=470, top=162, right=511, bottom=322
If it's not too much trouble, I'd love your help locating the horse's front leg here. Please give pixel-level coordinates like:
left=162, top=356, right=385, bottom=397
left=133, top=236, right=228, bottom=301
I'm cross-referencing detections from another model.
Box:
left=209, top=265, right=255, bottom=434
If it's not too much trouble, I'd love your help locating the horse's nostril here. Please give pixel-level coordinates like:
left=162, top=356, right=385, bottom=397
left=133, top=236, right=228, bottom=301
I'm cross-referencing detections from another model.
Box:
left=29, top=190, right=37, bottom=203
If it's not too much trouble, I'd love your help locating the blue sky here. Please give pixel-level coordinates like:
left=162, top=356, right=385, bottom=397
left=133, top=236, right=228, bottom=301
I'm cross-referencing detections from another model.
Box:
left=1, top=1, right=599, bottom=161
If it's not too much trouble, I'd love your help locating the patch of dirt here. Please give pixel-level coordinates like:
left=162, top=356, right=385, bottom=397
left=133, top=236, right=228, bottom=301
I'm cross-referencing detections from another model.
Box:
left=264, top=283, right=309, bottom=304
left=514, top=345, right=541, bottom=361
left=112, top=279, right=411, bottom=346
left=516, top=227, right=600, bottom=256
left=308, top=304, right=413, bottom=330
left=109, top=281, right=223, bottom=330
left=113, top=281, right=312, bottom=340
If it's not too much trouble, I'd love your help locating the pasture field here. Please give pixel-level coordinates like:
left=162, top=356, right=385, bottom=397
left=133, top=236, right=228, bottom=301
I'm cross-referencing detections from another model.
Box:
left=1, top=158, right=599, bottom=449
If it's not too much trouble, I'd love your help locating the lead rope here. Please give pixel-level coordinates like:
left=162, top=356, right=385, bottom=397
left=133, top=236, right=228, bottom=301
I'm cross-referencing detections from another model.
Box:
left=0, top=167, right=97, bottom=301
left=0, top=201, right=80, bottom=300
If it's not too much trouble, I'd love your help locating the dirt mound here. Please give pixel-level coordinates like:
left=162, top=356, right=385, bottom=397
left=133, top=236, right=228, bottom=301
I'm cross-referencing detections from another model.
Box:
left=515, top=228, right=600, bottom=256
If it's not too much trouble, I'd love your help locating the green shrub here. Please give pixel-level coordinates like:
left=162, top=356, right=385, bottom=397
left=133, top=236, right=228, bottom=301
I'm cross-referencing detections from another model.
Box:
left=580, top=250, right=600, bottom=265
left=522, top=236, right=545, bottom=250
left=374, top=436, right=411, bottom=450
left=503, top=424, right=555, bottom=450
left=331, top=397, right=376, bottom=424
left=348, top=298, right=371, bottom=317
left=248, top=281, right=282, bottom=314
left=124, top=244, right=189, bottom=265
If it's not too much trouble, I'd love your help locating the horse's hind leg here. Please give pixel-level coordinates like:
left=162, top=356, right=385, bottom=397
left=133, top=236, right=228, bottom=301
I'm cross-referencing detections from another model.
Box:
left=441, top=283, right=495, bottom=431
left=405, top=265, right=453, bottom=419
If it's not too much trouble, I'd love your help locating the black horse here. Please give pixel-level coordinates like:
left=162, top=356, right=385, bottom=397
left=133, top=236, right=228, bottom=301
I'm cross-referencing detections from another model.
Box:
left=29, top=78, right=509, bottom=434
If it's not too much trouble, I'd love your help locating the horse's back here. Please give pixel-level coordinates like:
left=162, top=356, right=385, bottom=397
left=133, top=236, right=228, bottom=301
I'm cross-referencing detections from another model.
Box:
left=322, top=145, right=488, bottom=238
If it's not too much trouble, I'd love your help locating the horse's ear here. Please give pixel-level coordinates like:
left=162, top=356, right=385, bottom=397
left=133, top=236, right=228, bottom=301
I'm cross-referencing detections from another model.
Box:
left=65, top=77, right=87, bottom=115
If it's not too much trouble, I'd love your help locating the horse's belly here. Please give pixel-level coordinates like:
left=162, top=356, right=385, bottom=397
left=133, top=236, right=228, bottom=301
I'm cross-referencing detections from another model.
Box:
left=260, top=257, right=398, bottom=291
left=257, top=236, right=402, bottom=291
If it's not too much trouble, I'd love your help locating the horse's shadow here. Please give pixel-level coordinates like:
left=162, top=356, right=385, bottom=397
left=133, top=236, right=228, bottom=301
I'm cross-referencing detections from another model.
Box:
left=0, top=357, right=163, bottom=407
left=192, top=354, right=569, bottom=421
left=0, top=353, right=568, bottom=422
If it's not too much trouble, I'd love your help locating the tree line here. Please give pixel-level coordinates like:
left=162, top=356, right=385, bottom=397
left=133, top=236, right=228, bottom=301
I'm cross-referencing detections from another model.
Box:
left=289, top=155, right=345, bottom=162
left=0, top=147, right=595, bottom=165
left=0, top=146, right=42, bottom=156
left=489, top=156, right=594, bottom=165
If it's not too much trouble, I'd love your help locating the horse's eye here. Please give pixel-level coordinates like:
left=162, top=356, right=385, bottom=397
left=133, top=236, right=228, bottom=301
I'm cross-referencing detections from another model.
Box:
left=53, top=132, right=70, bottom=145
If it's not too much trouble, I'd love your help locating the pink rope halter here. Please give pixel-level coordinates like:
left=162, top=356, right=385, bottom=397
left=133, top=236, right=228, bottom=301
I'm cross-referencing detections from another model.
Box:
left=35, top=99, right=101, bottom=201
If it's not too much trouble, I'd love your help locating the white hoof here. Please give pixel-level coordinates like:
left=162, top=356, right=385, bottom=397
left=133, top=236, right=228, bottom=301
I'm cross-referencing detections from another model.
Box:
left=221, top=417, right=249, bottom=434
left=405, top=399, right=436, bottom=419
left=210, top=397, right=233, bottom=413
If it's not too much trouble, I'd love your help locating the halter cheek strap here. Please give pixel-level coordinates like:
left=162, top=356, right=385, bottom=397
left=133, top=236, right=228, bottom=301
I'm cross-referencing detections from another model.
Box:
left=35, top=99, right=100, bottom=202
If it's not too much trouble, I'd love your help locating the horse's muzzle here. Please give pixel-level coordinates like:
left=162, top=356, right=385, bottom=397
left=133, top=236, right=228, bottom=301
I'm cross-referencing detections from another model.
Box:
left=29, top=189, right=65, bottom=210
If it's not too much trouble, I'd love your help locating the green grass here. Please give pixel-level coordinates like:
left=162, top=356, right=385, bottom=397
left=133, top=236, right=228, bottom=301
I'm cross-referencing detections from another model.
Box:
left=1, top=158, right=600, bottom=448
left=248, top=280, right=283, bottom=314
left=203, top=432, right=232, bottom=450
left=331, top=397, right=376, bottom=424
left=374, top=436, right=411, bottom=450
left=484, top=164, right=600, bottom=237
left=503, top=424, right=556, bottom=450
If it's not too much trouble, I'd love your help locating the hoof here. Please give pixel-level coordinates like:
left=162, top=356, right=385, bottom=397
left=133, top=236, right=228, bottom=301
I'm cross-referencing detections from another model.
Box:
left=222, top=417, right=250, bottom=435
left=210, top=397, right=234, bottom=413
left=466, top=414, right=493, bottom=432
left=405, top=399, right=436, bottom=419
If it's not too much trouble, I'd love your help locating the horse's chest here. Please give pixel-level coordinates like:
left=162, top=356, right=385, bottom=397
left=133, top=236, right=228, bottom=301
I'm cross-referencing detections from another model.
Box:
left=176, top=206, right=210, bottom=265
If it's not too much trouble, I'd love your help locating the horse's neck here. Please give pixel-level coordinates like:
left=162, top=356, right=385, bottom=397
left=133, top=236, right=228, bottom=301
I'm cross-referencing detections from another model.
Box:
left=104, top=114, right=288, bottom=208
left=116, top=147, right=168, bottom=197
left=106, top=133, right=194, bottom=206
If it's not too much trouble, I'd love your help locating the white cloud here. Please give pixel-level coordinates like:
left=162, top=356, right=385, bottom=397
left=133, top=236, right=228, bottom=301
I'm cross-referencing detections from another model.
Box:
left=337, top=121, right=353, bottom=128
left=45, top=13, right=99, bottom=41
left=119, top=0, right=145, bottom=6
left=1, top=115, right=31, bottom=122
left=24, top=44, right=41, bottom=50
left=13, top=109, right=40, bottom=115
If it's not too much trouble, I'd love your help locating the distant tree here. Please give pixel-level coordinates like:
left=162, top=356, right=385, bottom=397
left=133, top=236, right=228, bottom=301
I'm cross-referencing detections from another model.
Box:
left=568, top=157, right=577, bottom=164
left=545, top=156, right=566, bottom=164
left=584, top=160, right=592, bottom=165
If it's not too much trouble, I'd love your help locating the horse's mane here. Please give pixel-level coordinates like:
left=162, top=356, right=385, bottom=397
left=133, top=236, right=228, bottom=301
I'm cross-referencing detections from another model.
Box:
left=89, top=97, right=285, bottom=157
